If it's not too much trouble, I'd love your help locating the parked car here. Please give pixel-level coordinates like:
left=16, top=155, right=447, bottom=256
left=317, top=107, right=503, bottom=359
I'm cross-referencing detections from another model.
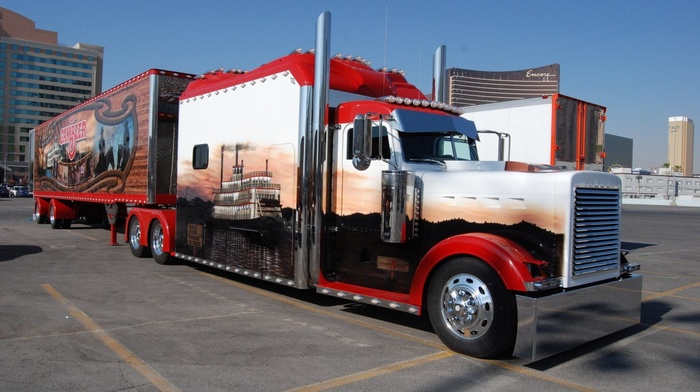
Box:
left=10, top=186, right=29, bottom=198
left=15, top=186, right=29, bottom=198
left=0, top=185, right=9, bottom=198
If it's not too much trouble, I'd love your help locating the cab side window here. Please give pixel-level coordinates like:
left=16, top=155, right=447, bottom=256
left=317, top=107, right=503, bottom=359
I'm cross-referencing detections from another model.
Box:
left=346, top=126, right=390, bottom=160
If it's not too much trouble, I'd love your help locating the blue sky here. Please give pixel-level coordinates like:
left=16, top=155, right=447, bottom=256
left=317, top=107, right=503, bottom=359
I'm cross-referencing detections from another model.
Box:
left=4, top=0, right=699, bottom=171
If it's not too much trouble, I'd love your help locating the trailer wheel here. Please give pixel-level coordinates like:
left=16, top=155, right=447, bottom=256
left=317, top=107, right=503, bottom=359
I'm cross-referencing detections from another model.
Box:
left=49, top=203, right=63, bottom=230
left=61, top=219, right=72, bottom=229
left=150, top=220, right=171, bottom=265
left=427, top=257, right=516, bottom=358
left=128, top=217, right=150, bottom=258
left=34, top=201, right=47, bottom=224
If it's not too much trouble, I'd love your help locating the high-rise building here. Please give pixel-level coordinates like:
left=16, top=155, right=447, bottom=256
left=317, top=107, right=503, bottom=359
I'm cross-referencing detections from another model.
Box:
left=0, top=7, right=103, bottom=183
left=446, top=64, right=559, bottom=107
left=668, top=116, right=694, bottom=177
left=603, top=133, right=633, bottom=172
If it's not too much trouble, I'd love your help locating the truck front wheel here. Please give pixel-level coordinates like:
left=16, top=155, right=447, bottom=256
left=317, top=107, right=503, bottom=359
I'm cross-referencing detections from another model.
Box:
left=150, top=220, right=172, bottom=265
left=128, top=216, right=150, bottom=258
left=427, top=257, right=516, bottom=358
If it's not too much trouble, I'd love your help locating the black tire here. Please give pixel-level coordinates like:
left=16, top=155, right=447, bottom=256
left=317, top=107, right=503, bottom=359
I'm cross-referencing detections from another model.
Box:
left=61, top=219, right=72, bottom=229
left=128, top=216, right=150, bottom=258
left=150, top=219, right=171, bottom=265
left=427, top=257, right=516, bottom=358
left=49, top=203, right=62, bottom=230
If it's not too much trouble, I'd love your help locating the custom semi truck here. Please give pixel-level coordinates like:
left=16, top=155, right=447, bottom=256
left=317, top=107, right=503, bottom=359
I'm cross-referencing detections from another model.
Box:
left=32, top=12, right=641, bottom=361
left=462, top=94, right=607, bottom=170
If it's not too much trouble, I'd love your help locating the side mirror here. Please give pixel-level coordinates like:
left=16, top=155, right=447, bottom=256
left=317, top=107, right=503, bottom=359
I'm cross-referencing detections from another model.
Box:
left=352, top=114, right=372, bottom=170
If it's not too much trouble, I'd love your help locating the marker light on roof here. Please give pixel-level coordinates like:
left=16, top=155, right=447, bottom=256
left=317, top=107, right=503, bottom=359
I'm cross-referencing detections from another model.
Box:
left=376, top=96, right=465, bottom=115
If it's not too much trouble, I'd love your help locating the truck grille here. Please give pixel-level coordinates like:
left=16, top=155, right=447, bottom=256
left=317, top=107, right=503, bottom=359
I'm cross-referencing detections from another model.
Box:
left=572, top=188, right=620, bottom=276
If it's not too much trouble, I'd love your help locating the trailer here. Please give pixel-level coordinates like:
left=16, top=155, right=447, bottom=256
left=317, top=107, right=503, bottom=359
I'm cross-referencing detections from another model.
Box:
left=33, top=12, right=640, bottom=361
left=462, top=95, right=607, bottom=170
left=32, top=69, right=194, bottom=235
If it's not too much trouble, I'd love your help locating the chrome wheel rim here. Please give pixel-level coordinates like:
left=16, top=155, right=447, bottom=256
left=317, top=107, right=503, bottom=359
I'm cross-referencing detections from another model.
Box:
left=129, top=219, right=141, bottom=249
left=152, top=224, right=164, bottom=256
left=49, top=205, right=56, bottom=225
left=440, top=274, right=494, bottom=340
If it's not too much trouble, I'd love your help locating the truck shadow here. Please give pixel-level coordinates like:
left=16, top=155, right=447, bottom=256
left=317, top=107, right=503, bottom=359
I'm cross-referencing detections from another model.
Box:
left=190, top=263, right=351, bottom=308
left=0, top=245, right=43, bottom=262
left=621, top=241, right=655, bottom=251
left=60, top=220, right=126, bottom=235
left=191, top=262, right=435, bottom=331
left=526, top=299, right=672, bottom=370
left=190, top=262, right=667, bottom=367
left=339, top=302, right=434, bottom=332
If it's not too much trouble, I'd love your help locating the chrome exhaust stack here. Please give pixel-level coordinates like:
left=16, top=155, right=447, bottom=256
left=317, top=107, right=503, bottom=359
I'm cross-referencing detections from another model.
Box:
left=432, top=45, right=447, bottom=103
left=305, top=11, right=331, bottom=283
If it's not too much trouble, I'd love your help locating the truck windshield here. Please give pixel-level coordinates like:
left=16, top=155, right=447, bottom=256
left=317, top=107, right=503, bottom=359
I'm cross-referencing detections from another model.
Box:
left=399, top=132, right=478, bottom=162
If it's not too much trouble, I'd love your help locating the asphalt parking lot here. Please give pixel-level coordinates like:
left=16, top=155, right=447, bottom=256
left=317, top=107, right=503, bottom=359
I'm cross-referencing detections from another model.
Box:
left=1, top=197, right=699, bottom=391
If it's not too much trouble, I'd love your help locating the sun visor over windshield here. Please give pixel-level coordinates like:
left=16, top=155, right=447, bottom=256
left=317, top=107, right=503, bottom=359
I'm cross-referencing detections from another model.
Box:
left=392, top=109, right=479, bottom=140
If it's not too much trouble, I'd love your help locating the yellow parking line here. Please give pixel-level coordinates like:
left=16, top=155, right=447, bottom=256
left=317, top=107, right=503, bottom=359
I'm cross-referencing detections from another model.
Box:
left=65, top=230, right=99, bottom=241
left=41, top=284, right=180, bottom=392
left=637, top=269, right=686, bottom=278
left=286, top=351, right=455, bottom=392
left=668, top=294, right=700, bottom=302
left=202, top=273, right=448, bottom=350
left=202, top=273, right=598, bottom=392
left=644, top=323, right=700, bottom=339
left=485, top=360, right=599, bottom=392
left=643, top=281, right=700, bottom=302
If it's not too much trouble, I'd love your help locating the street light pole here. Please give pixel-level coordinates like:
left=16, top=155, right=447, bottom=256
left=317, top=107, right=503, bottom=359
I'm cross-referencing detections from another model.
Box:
left=3, top=153, right=7, bottom=183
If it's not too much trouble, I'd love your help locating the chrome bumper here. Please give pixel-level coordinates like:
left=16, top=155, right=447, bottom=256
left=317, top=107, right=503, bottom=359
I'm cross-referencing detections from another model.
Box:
left=514, top=274, right=642, bottom=361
